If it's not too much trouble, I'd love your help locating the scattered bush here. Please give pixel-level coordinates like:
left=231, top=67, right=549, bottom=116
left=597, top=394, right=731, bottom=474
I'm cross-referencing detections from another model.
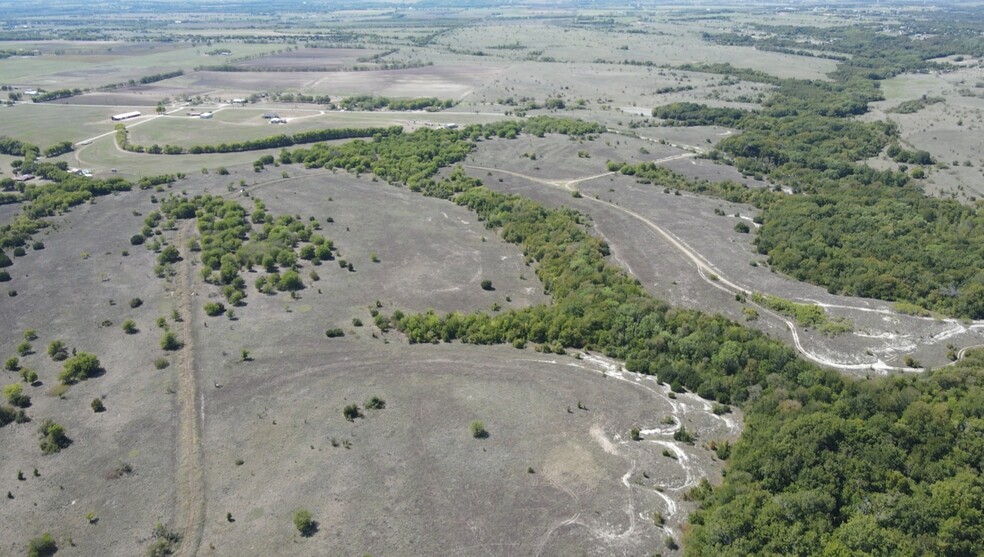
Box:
left=122, top=319, right=138, bottom=334
left=325, top=328, right=345, bottom=338
left=3, top=383, right=30, bottom=407
left=38, top=419, right=70, bottom=454
left=153, top=357, right=170, bottom=370
left=343, top=403, right=361, bottom=421
left=17, top=341, right=32, bottom=356
left=161, top=331, right=181, bottom=351
left=130, top=297, right=143, bottom=308
left=59, top=352, right=101, bottom=384
left=91, top=398, right=105, bottom=412
left=365, top=396, right=386, bottom=410
left=130, top=234, right=145, bottom=245
left=20, top=368, right=38, bottom=384
left=4, top=356, right=19, bottom=371
left=47, top=340, right=68, bottom=361
left=480, top=279, right=494, bottom=291
left=203, top=302, right=225, bottom=316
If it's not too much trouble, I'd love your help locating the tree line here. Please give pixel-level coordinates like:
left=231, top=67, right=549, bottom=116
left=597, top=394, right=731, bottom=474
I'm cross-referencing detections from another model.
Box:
left=116, top=125, right=402, bottom=155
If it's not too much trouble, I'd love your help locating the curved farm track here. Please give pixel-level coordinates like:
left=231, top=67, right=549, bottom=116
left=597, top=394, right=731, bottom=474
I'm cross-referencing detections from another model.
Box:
left=175, top=221, right=206, bottom=557
left=463, top=164, right=981, bottom=373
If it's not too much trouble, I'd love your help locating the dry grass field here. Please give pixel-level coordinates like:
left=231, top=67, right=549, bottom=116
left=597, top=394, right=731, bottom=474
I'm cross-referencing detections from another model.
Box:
left=1, top=166, right=738, bottom=556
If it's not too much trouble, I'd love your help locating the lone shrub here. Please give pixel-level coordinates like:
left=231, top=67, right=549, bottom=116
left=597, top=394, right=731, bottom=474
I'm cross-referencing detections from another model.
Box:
left=122, top=319, right=138, bottom=334
left=734, top=221, right=750, bottom=233
left=203, top=302, right=225, bottom=317
left=365, top=396, right=386, bottom=410
left=325, top=328, right=344, bottom=338
left=293, top=509, right=317, bottom=537
left=480, top=279, right=494, bottom=291
left=146, top=522, right=181, bottom=557
left=4, top=356, right=19, bottom=371
left=673, top=425, right=694, bottom=443
left=130, top=234, right=145, bottom=246
left=91, top=398, right=105, bottom=413
left=470, top=420, right=488, bottom=439
left=27, top=533, right=57, bottom=557
left=343, top=404, right=361, bottom=421
left=154, top=358, right=170, bottom=370
left=161, top=331, right=181, bottom=351
left=130, top=297, right=143, bottom=308
left=17, top=341, right=32, bottom=356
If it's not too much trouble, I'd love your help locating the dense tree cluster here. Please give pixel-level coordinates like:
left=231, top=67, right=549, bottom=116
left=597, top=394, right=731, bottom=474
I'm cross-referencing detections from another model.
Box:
left=157, top=195, right=334, bottom=304
left=687, top=351, right=984, bottom=556
left=615, top=25, right=984, bottom=318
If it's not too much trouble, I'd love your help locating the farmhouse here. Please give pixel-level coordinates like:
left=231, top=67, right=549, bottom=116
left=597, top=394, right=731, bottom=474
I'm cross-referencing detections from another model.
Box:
left=111, top=111, right=141, bottom=121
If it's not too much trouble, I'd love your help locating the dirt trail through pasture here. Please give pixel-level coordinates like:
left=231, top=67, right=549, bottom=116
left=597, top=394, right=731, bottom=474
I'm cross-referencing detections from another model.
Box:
left=175, top=221, right=206, bottom=557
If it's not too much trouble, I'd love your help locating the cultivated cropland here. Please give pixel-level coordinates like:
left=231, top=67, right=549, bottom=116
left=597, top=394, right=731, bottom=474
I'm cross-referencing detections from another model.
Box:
left=2, top=1, right=984, bottom=556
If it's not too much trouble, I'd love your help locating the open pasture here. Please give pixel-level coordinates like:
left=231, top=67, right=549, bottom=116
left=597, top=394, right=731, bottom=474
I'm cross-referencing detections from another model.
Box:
left=233, top=48, right=385, bottom=69
left=0, top=41, right=283, bottom=88
left=437, top=22, right=838, bottom=80
left=0, top=103, right=142, bottom=147
left=0, top=164, right=738, bottom=556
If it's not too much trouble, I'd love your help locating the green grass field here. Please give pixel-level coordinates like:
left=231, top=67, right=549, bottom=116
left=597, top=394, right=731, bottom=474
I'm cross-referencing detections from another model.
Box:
left=0, top=103, right=135, bottom=146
